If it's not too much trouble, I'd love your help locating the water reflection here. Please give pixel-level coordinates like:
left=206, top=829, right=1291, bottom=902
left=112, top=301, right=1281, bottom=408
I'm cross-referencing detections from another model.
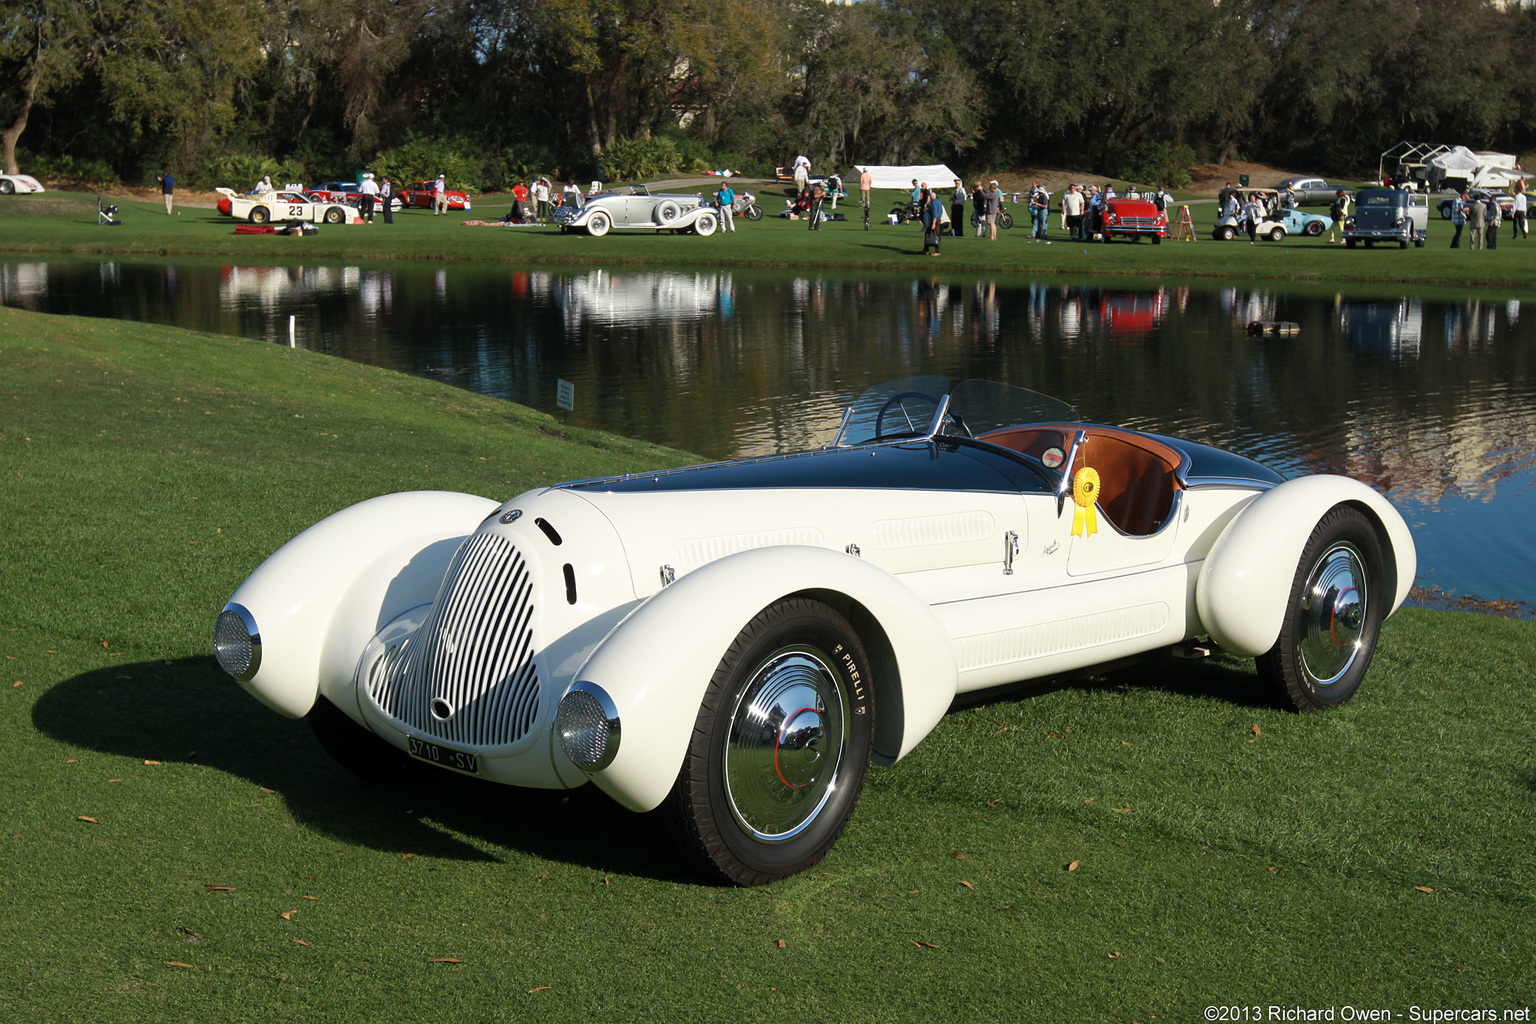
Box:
left=3, top=260, right=1534, bottom=607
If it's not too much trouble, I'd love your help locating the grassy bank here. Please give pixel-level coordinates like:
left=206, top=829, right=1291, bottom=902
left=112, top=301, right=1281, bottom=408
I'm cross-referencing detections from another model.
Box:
left=3, top=307, right=1534, bottom=1021
left=6, top=188, right=1536, bottom=291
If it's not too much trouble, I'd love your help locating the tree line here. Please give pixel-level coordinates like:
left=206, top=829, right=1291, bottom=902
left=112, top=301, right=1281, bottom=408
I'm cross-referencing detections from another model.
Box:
left=5, top=0, right=1535, bottom=189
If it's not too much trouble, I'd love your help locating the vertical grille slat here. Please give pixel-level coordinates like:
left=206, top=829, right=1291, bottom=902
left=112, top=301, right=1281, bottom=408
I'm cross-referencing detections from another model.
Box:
left=364, top=533, right=541, bottom=748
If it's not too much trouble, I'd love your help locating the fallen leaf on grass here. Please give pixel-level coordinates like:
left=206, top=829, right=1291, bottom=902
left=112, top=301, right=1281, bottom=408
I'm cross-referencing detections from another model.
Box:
left=11, top=681, right=20, bottom=688
left=292, top=939, right=309, bottom=947
left=430, top=958, right=463, bottom=964
left=1251, top=724, right=1262, bottom=736
left=776, top=939, right=787, bottom=949
left=950, top=850, right=965, bottom=860
left=203, top=885, right=235, bottom=892
left=165, top=962, right=195, bottom=969
left=77, top=816, right=99, bottom=824
left=957, top=880, right=975, bottom=891
left=280, top=910, right=298, bottom=920
left=528, top=986, right=550, bottom=994
left=911, top=940, right=939, bottom=948
left=260, top=787, right=277, bottom=795
left=1067, top=860, right=1080, bottom=872
left=1414, top=886, right=1436, bottom=894
left=1113, top=807, right=1132, bottom=814
left=1120, top=740, right=1134, bottom=746
left=402, top=853, right=415, bottom=860
left=302, top=895, right=321, bottom=901
left=1108, top=952, right=1120, bottom=959
left=143, top=760, right=161, bottom=766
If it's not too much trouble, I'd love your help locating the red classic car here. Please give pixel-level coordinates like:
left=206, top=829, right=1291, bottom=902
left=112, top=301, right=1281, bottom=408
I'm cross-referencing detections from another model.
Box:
left=399, top=180, right=473, bottom=211
left=1100, top=197, right=1168, bottom=243
left=303, top=181, right=402, bottom=212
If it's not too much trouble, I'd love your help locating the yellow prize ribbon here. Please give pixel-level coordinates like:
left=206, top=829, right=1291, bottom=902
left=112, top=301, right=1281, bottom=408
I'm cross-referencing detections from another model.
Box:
left=1072, top=467, right=1100, bottom=538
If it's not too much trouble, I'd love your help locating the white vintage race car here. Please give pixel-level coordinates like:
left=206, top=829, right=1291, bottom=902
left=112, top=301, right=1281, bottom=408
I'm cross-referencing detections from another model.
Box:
left=214, top=377, right=1416, bottom=885
left=0, top=173, right=45, bottom=195
left=550, top=185, right=722, bottom=236
left=214, top=187, right=362, bottom=225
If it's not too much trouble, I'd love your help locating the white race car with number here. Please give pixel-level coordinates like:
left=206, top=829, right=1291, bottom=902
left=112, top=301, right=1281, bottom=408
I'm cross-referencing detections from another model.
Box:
left=214, top=187, right=362, bottom=225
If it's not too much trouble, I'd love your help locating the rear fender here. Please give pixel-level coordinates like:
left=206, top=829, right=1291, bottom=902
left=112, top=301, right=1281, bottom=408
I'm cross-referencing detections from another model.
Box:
left=1196, top=476, right=1415, bottom=657
left=571, top=545, right=957, bottom=813
left=223, top=491, right=499, bottom=719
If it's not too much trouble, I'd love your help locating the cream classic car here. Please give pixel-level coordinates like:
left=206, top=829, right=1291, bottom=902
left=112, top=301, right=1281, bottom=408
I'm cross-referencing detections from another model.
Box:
left=551, top=184, right=722, bottom=236
left=214, top=187, right=363, bottom=225
left=214, top=377, right=1416, bottom=886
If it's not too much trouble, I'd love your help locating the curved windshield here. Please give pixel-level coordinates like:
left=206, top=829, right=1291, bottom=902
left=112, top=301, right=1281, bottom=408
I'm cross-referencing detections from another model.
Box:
left=835, top=377, right=1078, bottom=446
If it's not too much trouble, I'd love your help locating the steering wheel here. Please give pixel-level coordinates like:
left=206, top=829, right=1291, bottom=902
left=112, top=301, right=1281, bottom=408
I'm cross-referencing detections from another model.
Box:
left=872, top=389, right=940, bottom=439
left=872, top=389, right=952, bottom=439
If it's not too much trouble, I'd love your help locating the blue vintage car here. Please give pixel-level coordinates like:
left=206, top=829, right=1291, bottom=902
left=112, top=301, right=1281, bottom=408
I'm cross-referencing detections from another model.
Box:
left=1279, top=206, right=1331, bottom=238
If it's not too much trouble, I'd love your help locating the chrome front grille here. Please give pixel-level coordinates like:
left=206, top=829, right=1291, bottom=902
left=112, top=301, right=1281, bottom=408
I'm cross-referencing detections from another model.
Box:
left=365, top=532, right=541, bottom=747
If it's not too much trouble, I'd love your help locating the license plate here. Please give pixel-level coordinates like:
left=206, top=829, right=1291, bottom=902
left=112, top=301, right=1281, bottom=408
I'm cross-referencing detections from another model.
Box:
left=407, top=736, right=480, bottom=775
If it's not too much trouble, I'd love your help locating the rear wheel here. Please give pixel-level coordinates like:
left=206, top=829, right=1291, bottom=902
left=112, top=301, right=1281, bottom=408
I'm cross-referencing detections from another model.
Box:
left=324, top=206, right=345, bottom=224
left=1257, top=506, right=1386, bottom=712
left=1304, top=220, right=1324, bottom=237
left=666, top=598, right=874, bottom=886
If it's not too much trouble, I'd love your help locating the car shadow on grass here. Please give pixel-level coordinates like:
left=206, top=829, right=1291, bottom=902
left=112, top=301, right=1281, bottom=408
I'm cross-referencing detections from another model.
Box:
left=952, top=649, right=1282, bottom=713
left=32, top=657, right=703, bottom=884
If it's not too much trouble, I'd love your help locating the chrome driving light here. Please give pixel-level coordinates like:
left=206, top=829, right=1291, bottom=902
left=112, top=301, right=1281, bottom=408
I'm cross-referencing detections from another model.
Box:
left=213, top=603, right=262, bottom=681
left=555, top=681, right=620, bottom=771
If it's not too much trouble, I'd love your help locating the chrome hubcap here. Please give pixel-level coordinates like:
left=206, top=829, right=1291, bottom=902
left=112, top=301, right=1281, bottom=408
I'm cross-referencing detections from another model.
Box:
left=1297, top=541, right=1370, bottom=686
left=724, top=646, right=849, bottom=843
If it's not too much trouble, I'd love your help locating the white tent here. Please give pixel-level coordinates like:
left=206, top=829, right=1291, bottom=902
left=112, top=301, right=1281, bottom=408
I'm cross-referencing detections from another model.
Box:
left=847, top=164, right=963, bottom=191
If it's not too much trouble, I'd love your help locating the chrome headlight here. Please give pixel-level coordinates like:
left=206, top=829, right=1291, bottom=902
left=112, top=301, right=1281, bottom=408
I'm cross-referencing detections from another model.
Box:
left=213, top=603, right=261, bottom=681
left=555, top=681, right=620, bottom=771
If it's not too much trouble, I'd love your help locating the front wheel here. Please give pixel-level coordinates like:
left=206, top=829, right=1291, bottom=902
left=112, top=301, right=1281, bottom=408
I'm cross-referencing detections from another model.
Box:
left=694, top=211, right=719, bottom=236
left=997, top=210, right=1014, bottom=229
left=666, top=598, right=874, bottom=886
left=1257, top=506, right=1386, bottom=712
left=586, top=211, right=611, bottom=237
left=248, top=206, right=269, bottom=224
left=1217, top=225, right=1236, bottom=241
left=1268, top=226, right=1286, bottom=242
left=0, top=179, right=15, bottom=195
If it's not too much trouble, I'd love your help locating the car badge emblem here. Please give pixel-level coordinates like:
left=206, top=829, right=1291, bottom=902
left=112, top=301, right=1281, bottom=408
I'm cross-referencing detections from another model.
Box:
left=499, top=509, right=523, bottom=524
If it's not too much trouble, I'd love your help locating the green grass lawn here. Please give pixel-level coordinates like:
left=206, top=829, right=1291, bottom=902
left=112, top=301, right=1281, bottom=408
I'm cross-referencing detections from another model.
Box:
left=6, top=188, right=1536, bottom=291
left=3, top=306, right=1533, bottom=1021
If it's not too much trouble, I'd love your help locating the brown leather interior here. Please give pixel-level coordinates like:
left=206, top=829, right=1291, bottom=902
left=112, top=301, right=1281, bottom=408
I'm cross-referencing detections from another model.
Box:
left=979, top=424, right=1183, bottom=536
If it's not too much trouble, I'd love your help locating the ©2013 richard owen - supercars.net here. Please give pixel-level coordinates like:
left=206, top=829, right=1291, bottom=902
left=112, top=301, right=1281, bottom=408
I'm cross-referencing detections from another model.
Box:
left=213, top=377, right=1416, bottom=885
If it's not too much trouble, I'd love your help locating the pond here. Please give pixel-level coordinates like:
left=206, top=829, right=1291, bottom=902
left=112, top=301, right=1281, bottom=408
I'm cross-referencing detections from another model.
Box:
left=3, top=258, right=1533, bottom=613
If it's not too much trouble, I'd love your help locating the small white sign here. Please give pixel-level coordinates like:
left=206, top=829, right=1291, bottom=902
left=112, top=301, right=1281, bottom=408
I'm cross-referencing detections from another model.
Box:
left=556, top=378, right=575, bottom=412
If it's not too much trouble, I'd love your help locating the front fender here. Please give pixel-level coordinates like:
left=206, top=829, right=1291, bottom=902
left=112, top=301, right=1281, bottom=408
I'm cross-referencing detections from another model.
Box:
left=221, top=491, right=498, bottom=718
left=1196, top=476, right=1415, bottom=657
left=571, top=545, right=957, bottom=813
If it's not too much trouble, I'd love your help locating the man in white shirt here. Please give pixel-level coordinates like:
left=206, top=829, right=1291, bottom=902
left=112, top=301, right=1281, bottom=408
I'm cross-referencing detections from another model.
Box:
left=357, top=172, right=379, bottom=223
left=793, top=154, right=810, bottom=192
left=1514, top=188, right=1528, bottom=240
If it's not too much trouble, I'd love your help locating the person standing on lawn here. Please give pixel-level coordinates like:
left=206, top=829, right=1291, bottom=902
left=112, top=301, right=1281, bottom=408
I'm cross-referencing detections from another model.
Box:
left=157, top=170, right=174, bottom=214
left=951, top=179, right=966, bottom=238
left=922, top=188, right=946, bottom=256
